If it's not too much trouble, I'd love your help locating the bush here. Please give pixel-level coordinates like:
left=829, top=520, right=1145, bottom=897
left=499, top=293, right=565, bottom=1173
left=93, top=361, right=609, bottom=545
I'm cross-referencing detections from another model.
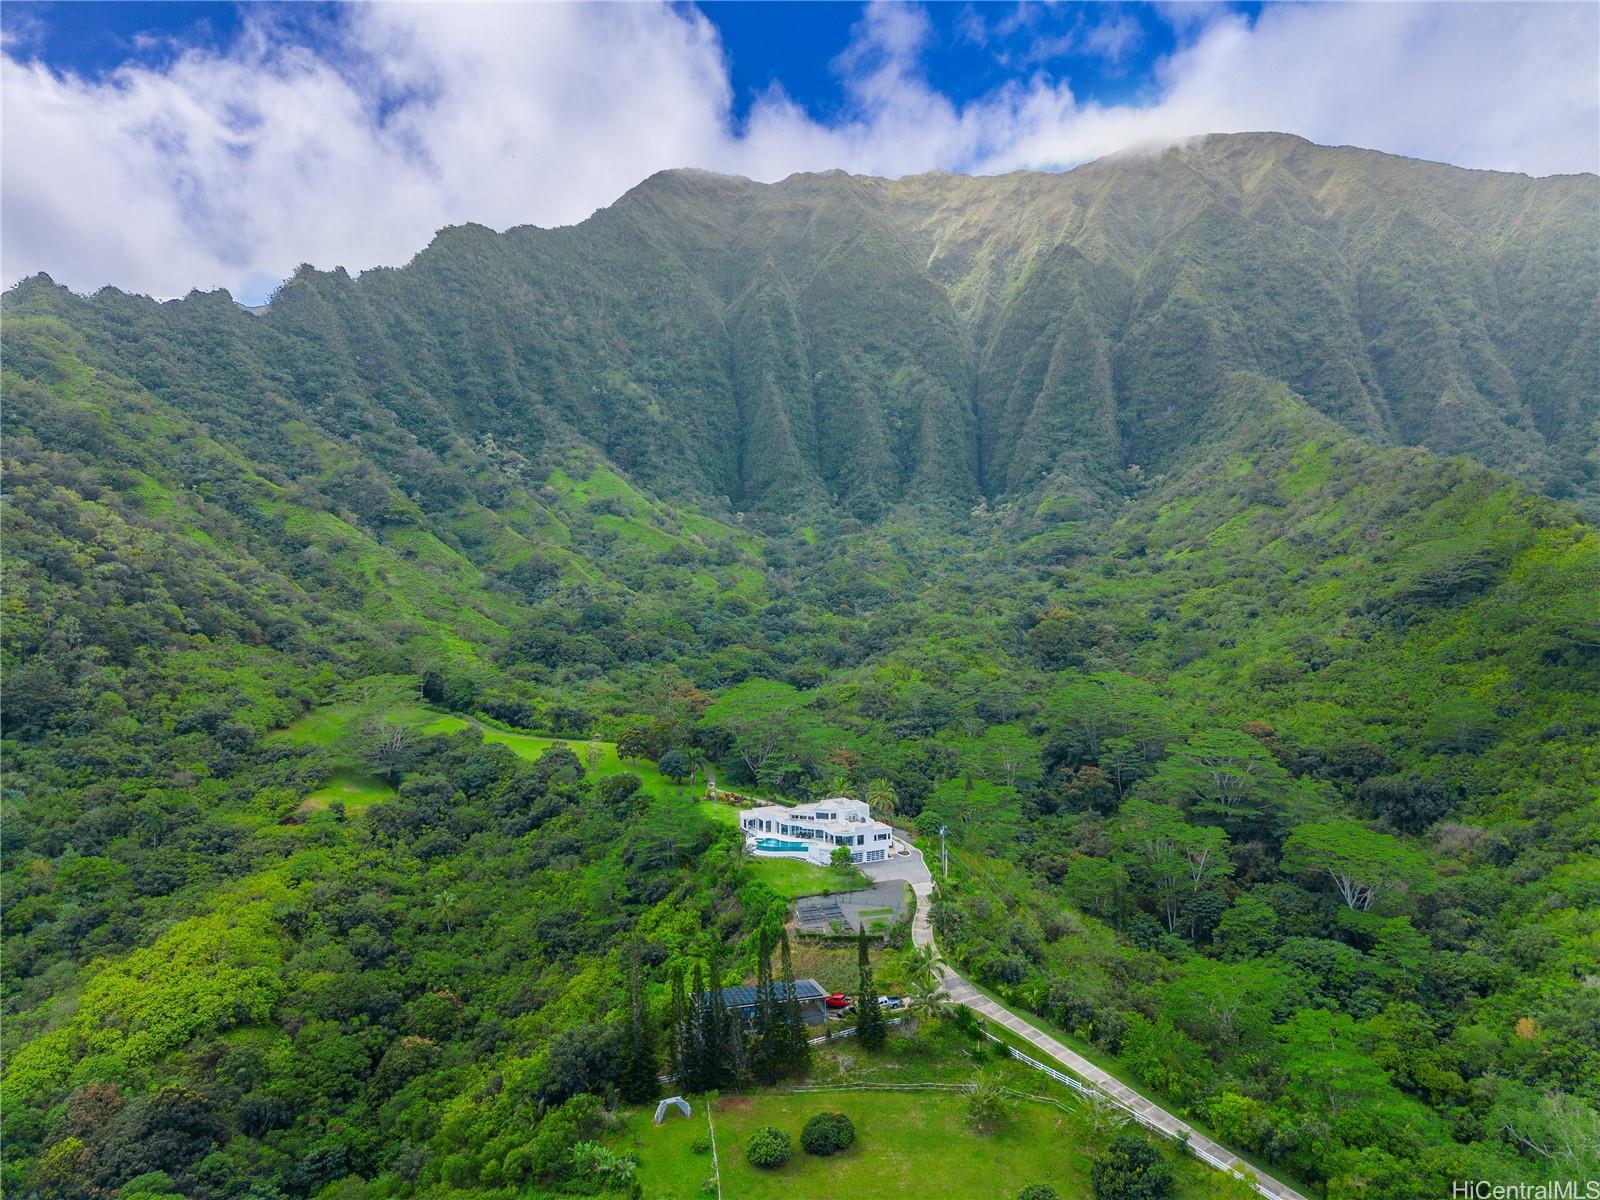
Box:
left=1091, top=1131, right=1173, bottom=1200
left=689, top=1134, right=711, bottom=1155
left=966, top=1078, right=1008, bottom=1133
left=745, top=1125, right=791, bottom=1169
left=800, top=1111, right=856, bottom=1156
left=1019, top=1187, right=1061, bottom=1200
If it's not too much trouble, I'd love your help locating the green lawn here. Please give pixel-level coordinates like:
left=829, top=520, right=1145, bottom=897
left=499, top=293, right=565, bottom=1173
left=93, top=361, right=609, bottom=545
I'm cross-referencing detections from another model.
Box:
left=278, top=689, right=436, bottom=747
left=452, top=722, right=688, bottom=799
left=279, top=682, right=697, bottom=804
left=612, top=1026, right=1225, bottom=1199
left=622, top=1090, right=1102, bottom=1199
left=698, top=801, right=872, bottom=897
left=697, top=800, right=743, bottom=826
left=298, top=771, right=394, bottom=814
left=746, top=857, right=871, bottom=900
left=857, top=906, right=895, bottom=933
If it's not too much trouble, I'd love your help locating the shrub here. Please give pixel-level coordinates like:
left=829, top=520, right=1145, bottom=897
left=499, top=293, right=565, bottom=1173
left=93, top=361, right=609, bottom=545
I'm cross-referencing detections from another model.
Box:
left=745, top=1125, right=791, bottom=1169
left=966, top=1078, right=1008, bottom=1133
left=950, top=1006, right=979, bottom=1039
left=1091, top=1131, right=1174, bottom=1200
left=689, top=1134, right=711, bottom=1155
left=1019, top=1187, right=1061, bottom=1200
left=800, top=1111, right=856, bottom=1156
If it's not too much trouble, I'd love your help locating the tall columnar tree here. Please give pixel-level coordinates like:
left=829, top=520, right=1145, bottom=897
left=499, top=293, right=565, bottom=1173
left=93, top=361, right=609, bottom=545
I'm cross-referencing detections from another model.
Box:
left=751, top=928, right=778, bottom=1084
left=669, top=962, right=689, bottom=1084
left=685, top=962, right=712, bottom=1092
left=698, top=942, right=731, bottom=1090
left=617, top=940, right=659, bottom=1103
left=855, top=927, right=886, bottom=1050
left=777, top=929, right=810, bottom=1075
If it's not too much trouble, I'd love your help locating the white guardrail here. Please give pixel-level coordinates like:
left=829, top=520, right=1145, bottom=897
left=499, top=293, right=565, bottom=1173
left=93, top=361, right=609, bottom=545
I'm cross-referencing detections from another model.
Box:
left=981, top=1030, right=1281, bottom=1200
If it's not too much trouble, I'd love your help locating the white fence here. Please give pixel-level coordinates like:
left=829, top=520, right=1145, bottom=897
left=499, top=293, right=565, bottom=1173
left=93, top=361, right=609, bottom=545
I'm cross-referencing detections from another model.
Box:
left=981, top=1030, right=1287, bottom=1200
left=808, top=1015, right=906, bottom=1045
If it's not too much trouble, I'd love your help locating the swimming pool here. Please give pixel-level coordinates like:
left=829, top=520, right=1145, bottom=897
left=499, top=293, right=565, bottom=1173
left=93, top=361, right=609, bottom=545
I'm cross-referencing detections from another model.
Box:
left=754, top=838, right=808, bottom=853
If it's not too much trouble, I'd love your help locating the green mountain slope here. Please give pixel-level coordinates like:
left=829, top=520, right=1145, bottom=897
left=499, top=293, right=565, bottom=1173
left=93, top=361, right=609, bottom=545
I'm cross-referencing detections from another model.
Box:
left=2, top=134, right=1598, bottom=1200
left=8, top=133, right=1597, bottom=520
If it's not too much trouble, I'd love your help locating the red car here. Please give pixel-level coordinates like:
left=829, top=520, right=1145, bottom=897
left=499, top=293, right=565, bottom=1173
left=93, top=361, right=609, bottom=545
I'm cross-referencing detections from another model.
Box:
left=825, top=993, right=852, bottom=1009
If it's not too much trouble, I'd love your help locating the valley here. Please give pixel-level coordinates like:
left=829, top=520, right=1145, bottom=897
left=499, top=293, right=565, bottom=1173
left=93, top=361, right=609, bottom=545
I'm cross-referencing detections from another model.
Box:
left=2, top=133, right=1597, bottom=1200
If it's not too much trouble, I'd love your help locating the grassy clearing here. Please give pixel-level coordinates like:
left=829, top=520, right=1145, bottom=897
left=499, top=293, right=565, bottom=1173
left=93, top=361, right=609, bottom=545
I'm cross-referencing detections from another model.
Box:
left=462, top=723, right=688, bottom=799
left=697, top=800, right=743, bottom=826
left=614, top=1028, right=1214, bottom=1200
left=627, top=1090, right=1095, bottom=1199
left=298, top=772, right=395, bottom=814
left=274, top=676, right=428, bottom=746
left=279, top=699, right=442, bottom=746
left=785, top=939, right=910, bottom=995
left=281, top=686, right=696, bottom=802
left=746, top=857, right=870, bottom=901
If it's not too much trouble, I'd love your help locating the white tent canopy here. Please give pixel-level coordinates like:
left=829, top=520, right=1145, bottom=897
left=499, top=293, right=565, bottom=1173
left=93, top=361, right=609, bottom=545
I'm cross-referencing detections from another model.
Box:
left=653, top=1096, right=691, bottom=1125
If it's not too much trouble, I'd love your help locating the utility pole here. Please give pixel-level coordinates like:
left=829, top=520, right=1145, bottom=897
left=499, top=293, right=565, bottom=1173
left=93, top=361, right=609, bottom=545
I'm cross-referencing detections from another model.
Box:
left=939, top=825, right=948, bottom=879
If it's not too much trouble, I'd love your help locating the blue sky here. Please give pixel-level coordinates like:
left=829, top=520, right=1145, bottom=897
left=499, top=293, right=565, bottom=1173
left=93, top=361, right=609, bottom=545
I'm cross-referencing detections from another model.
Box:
left=9, top=2, right=1220, bottom=119
left=2, top=2, right=1595, bottom=303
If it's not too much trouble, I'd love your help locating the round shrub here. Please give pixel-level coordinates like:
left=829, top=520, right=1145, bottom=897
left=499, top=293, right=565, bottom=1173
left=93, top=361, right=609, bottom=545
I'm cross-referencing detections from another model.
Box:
left=800, top=1111, right=856, bottom=1156
left=745, top=1125, right=792, bottom=1169
left=1019, top=1186, right=1061, bottom=1200
left=689, top=1134, right=711, bottom=1155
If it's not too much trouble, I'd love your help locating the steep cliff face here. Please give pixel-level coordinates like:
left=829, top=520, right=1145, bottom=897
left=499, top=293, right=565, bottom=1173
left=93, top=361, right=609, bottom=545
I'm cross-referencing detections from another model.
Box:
left=8, top=132, right=1597, bottom=520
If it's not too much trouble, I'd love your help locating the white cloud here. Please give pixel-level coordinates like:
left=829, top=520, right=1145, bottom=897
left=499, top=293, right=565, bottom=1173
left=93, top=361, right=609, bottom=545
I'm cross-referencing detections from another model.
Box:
left=2, top=1, right=1594, bottom=303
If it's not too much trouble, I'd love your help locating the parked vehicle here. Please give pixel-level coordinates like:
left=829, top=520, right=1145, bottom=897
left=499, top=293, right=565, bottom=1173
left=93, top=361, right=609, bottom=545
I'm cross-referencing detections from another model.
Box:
left=825, top=993, right=852, bottom=1009
left=879, top=995, right=904, bottom=1010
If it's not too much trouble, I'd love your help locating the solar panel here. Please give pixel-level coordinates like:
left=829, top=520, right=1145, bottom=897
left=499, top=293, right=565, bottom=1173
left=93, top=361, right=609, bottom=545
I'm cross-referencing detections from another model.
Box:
left=699, top=979, right=826, bottom=1008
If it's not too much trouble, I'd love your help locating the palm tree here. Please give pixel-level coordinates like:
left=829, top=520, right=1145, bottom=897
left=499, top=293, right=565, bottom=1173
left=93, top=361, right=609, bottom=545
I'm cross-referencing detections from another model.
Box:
left=866, top=778, right=899, bottom=824
left=1017, top=977, right=1047, bottom=1014
left=903, top=943, right=942, bottom=989
left=906, top=977, right=952, bottom=1023
left=431, top=890, right=463, bottom=933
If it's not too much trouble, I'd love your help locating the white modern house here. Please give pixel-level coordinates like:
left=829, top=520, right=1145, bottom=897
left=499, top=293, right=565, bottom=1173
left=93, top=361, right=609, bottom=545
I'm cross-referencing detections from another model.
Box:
left=740, top=796, right=896, bottom=865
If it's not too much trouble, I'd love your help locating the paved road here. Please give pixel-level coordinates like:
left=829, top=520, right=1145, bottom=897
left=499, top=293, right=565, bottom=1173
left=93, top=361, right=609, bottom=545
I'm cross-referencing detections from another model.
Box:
left=865, top=838, right=1307, bottom=1200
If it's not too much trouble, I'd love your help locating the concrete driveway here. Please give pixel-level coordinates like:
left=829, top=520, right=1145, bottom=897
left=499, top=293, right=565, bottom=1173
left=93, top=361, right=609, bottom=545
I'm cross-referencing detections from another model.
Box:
left=856, top=834, right=1306, bottom=1200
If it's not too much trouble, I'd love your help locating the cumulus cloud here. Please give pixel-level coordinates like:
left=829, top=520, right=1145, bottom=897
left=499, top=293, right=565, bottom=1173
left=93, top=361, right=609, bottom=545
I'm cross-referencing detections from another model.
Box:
left=2, top=1, right=1595, bottom=302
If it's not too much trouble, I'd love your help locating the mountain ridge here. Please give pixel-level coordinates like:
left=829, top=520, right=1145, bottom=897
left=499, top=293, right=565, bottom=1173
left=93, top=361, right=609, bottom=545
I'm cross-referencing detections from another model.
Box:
left=8, top=131, right=1597, bottom=521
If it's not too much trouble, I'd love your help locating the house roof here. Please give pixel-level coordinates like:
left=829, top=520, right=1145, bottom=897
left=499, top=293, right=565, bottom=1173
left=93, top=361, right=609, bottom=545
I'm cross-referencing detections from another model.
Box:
left=741, top=804, right=889, bottom=837
left=704, top=979, right=826, bottom=1009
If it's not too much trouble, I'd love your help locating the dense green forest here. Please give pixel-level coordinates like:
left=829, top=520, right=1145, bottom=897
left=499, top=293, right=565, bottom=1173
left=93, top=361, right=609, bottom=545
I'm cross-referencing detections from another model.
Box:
left=2, top=134, right=1597, bottom=1200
